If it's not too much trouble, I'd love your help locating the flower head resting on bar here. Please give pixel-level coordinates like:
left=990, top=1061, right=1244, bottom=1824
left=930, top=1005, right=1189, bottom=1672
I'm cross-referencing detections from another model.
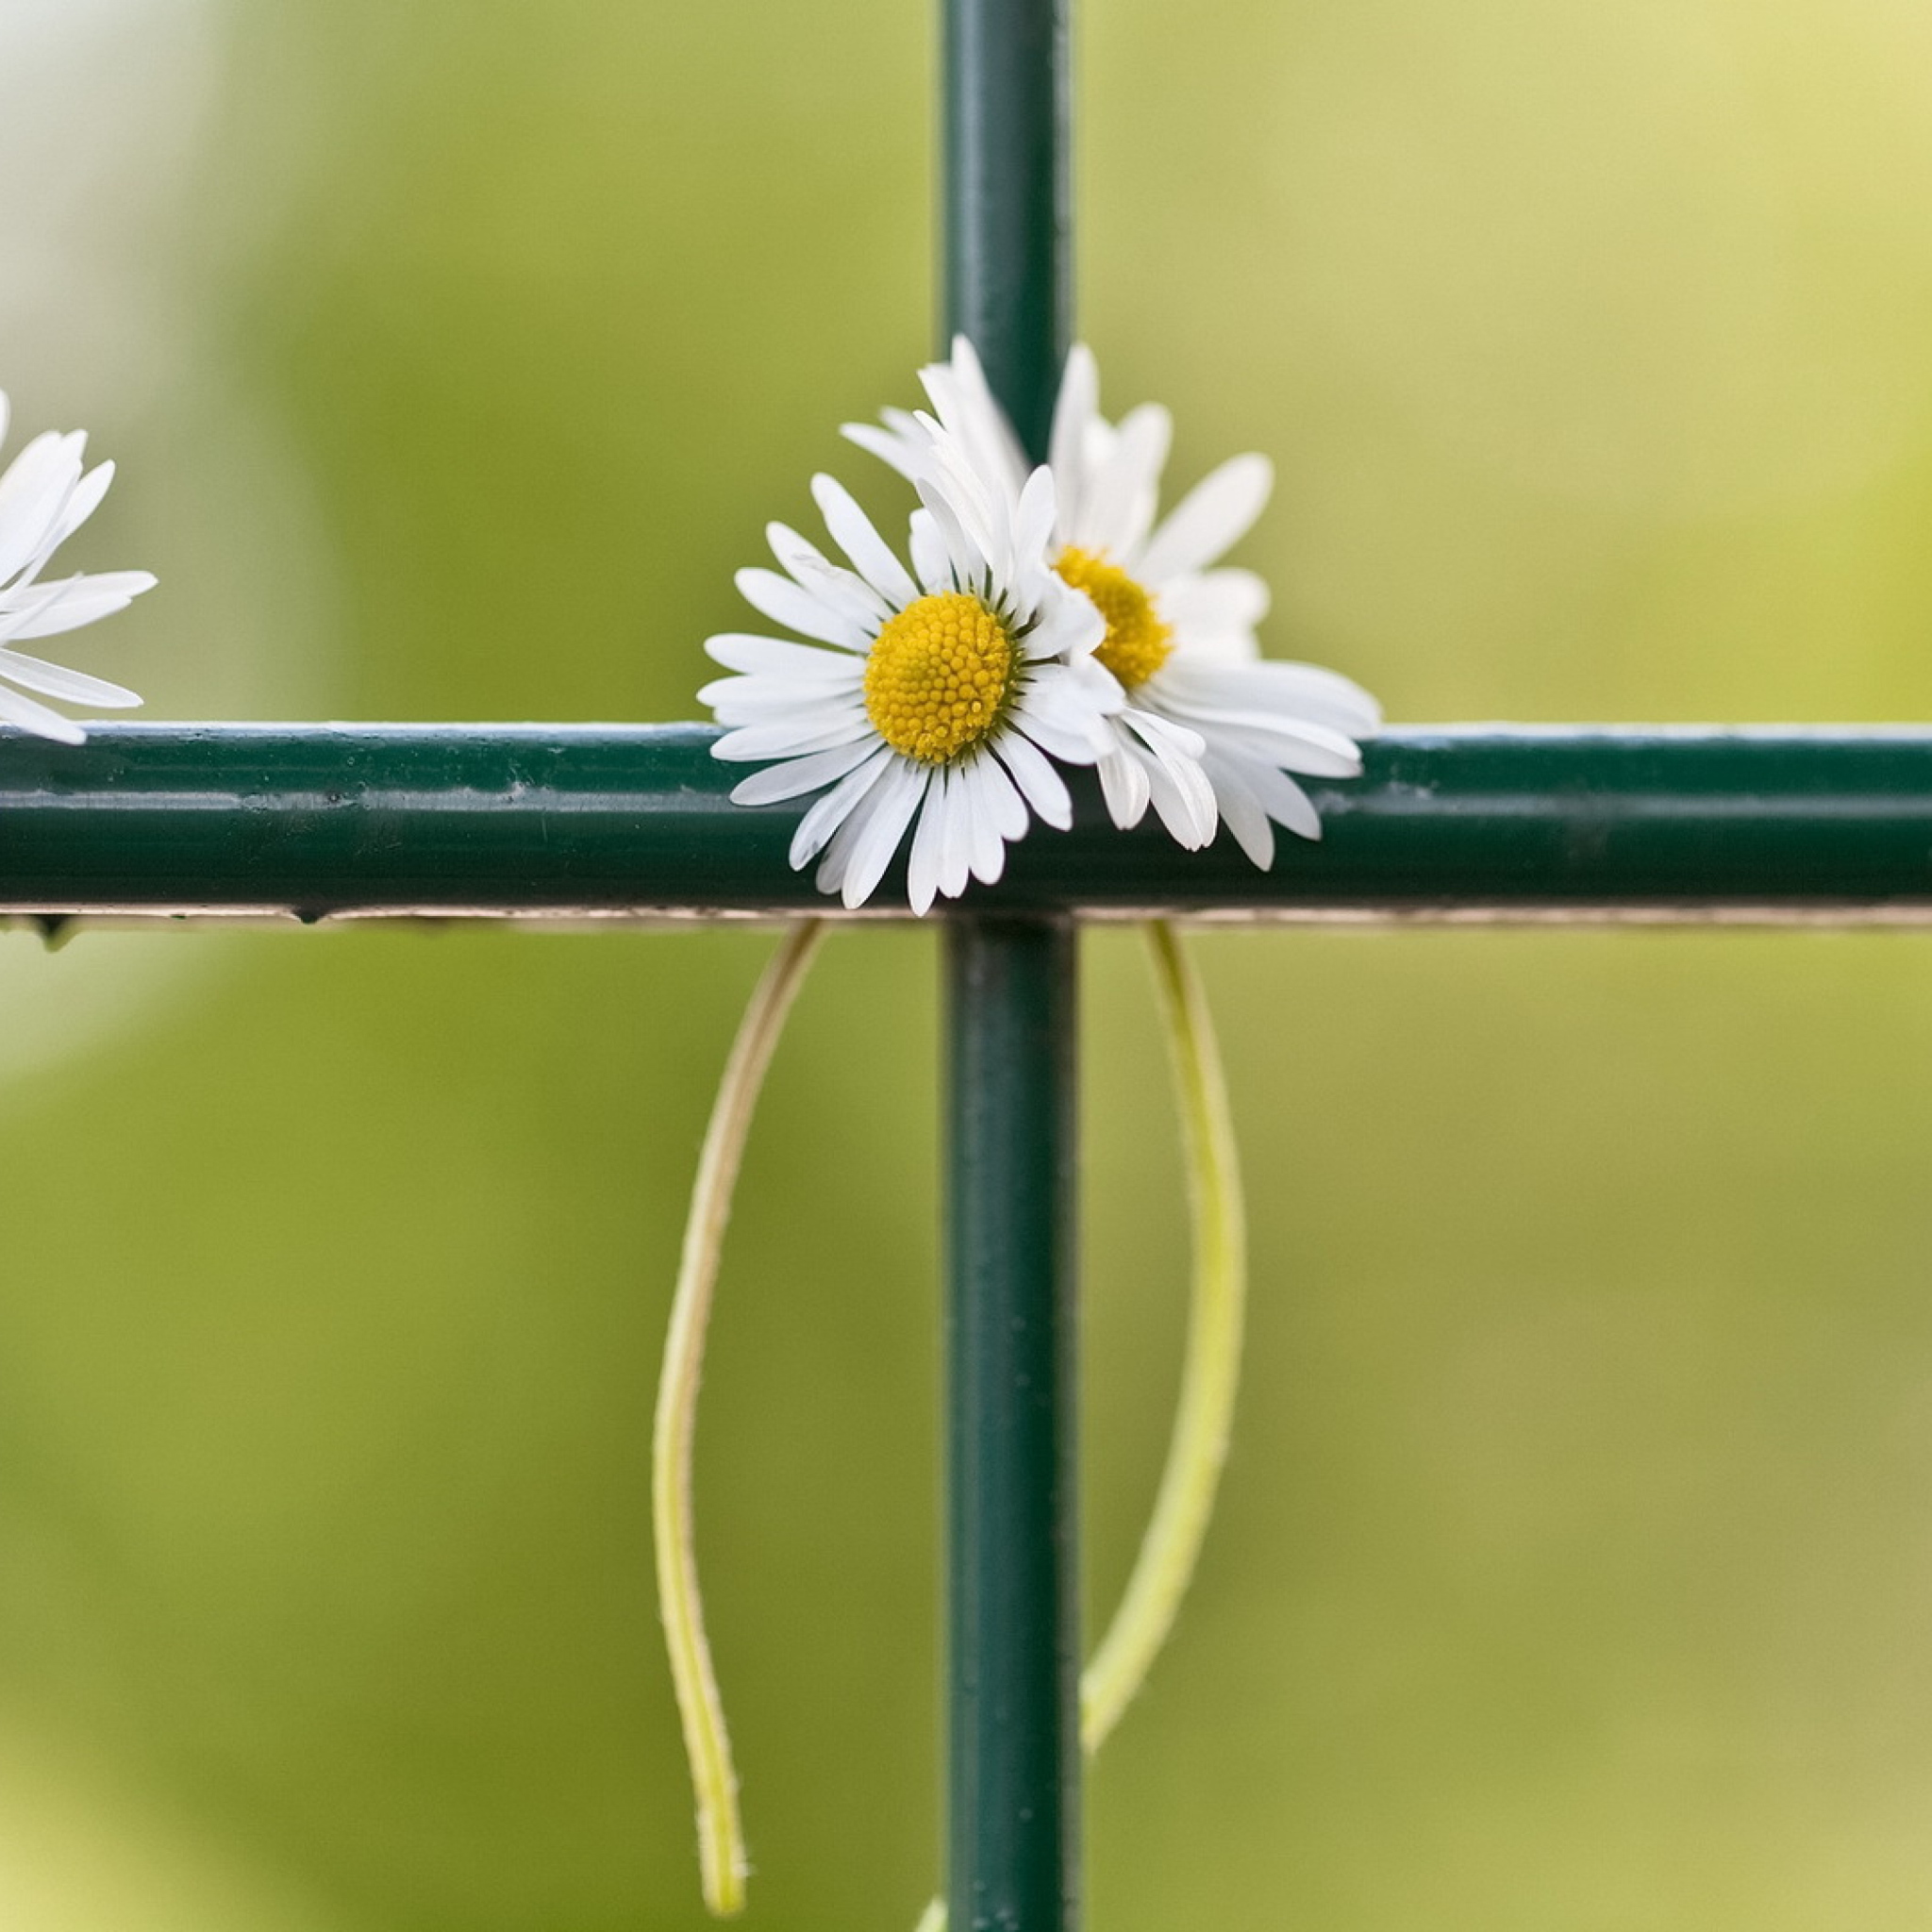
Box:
left=702, top=414, right=1120, bottom=912
left=852, top=339, right=1383, bottom=869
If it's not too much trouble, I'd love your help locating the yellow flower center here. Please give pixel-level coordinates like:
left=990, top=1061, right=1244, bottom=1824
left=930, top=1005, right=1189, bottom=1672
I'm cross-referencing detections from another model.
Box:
left=1055, top=546, right=1174, bottom=690
left=863, top=591, right=1019, bottom=764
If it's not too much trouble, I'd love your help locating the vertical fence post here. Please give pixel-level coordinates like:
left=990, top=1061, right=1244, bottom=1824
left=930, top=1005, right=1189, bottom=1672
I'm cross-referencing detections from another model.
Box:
left=941, top=4, right=1077, bottom=1930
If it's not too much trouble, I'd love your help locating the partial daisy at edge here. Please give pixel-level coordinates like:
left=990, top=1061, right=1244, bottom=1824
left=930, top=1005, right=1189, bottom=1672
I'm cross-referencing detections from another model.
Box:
left=848, top=338, right=1383, bottom=869
left=701, top=424, right=1122, bottom=915
left=0, top=392, right=155, bottom=746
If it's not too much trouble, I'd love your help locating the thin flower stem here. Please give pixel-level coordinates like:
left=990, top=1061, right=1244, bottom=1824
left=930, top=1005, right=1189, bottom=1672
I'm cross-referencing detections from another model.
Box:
left=654, top=919, right=825, bottom=1919
left=1081, top=919, right=1247, bottom=1752
left=911, top=920, right=1247, bottom=1931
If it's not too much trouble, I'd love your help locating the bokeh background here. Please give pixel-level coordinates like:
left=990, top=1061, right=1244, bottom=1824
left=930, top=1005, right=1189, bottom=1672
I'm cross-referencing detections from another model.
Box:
left=5, top=0, right=1932, bottom=1924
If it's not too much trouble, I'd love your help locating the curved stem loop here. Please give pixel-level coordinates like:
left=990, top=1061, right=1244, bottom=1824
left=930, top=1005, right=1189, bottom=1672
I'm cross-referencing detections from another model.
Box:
left=654, top=919, right=825, bottom=1917
left=1080, top=919, right=1247, bottom=1751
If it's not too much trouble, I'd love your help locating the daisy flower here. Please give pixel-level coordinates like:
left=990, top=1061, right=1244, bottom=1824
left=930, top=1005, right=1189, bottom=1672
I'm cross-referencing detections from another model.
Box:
left=849, top=340, right=1382, bottom=868
left=0, top=393, right=154, bottom=745
left=702, top=440, right=1118, bottom=914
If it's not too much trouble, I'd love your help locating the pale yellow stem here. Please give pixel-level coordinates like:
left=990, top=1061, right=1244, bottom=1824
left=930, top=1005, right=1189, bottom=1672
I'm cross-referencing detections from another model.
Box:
left=654, top=920, right=824, bottom=1918
left=1080, top=919, right=1246, bottom=1752
left=912, top=921, right=1246, bottom=1931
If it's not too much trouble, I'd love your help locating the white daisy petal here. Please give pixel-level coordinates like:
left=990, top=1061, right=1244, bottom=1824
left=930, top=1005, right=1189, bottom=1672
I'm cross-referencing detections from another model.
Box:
left=1158, top=657, right=1382, bottom=737
left=1063, top=653, right=1127, bottom=712
left=0, top=432, right=82, bottom=584
left=1095, top=742, right=1152, bottom=830
left=908, top=508, right=953, bottom=594
left=1157, top=568, right=1270, bottom=640
left=971, top=749, right=1028, bottom=844
left=699, top=667, right=863, bottom=709
left=0, top=574, right=80, bottom=644
left=919, top=360, right=1014, bottom=493
left=959, top=759, right=1008, bottom=886
left=813, top=789, right=878, bottom=899
left=713, top=714, right=874, bottom=762
left=1010, top=704, right=1103, bottom=766
left=727, top=740, right=882, bottom=806
left=1048, top=343, right=1099, bottom=541
left=1079, top=413, right=1117, bottom=490
left=700, top=680, right=867, bottom=726
left=1014, top=465, right=1057, bottom=560
left=1122, top=706, right=1207, bottom=765
left=790, top=746, right=894, bottom=867
left=1008, top=465, right=1059, bottom=619
left=1234, top=754, right=1324, bottom=841
left=18, top=433, right=90, bottom=552
left=698, top=674, right=864, bottom=713
left=914, top=475, right=989, bottom=596
left=992, top=730, right=1074, bottom=831
left=918, top=359, right=968, bottom=436
left=1213, top=724, right=1359, bottom=777
left=704, top=633, right=867, bottom=681
left=936, top=765, right=974, bottom=901
left=1022, top=580, right=1107, bottom=661
left=1014, top=673, right=1114, bottom=758
left=810, top=474, right=920, bottom=608
left=4, top=571, right=156, bottom=641
left=1071, top=402, right=1171, bottom=558
left=1152, top=704, right=1363, bottom=776
left=1111, top=437, right=1171, bottom=561
left=0, top=649, right=142, bottom=709
left=0, top=680, right=86, bottom=744
left=734, top=567, right=873, bottom=650
left=1121, top=712, right=1218, bottom=849
left=1137, top=744, right=1215, bottom=850
left=915, top=422, right=1008, bottom=585
left=766, top=523, right=891, bottom=627
left=906, top=772, right=950, bottom=915
left=1137, top=452, right=1274, bottom=582
left=839, top=758, right=929, bottom=908
left=0, top=412, right=150, bottom=740
left=43, top=460, right=114, bottom=556
left=1199, top=751, right=1275, bottom=869
left=936, top=337, right=1029, bottom=498
left=1012, top=704, right=1107, bottom=766
left=840, top=420, right=924, bottom=483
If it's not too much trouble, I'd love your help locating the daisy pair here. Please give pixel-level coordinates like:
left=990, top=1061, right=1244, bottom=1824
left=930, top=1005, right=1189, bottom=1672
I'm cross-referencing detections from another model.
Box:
left=703, top=342, right=1380, bottom=909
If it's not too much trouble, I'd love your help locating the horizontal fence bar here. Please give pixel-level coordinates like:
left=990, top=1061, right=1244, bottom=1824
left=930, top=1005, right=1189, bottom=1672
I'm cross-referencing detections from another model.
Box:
left=6, top=724, right=1932, bottom=922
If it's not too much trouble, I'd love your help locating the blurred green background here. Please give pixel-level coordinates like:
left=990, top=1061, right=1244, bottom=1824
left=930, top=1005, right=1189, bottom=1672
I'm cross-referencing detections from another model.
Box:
left=5, top=0, right=1932, bottom=1924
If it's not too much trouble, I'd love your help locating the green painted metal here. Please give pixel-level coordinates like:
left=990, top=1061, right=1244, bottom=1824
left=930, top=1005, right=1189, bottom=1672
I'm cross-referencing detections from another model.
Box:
left=942, top=0, right=1069, bottom=455
left=8, top=725, right=1932, bottom=920
left=942, top=0, right=1080, bottom=1927
left=943, top=918, right=1080, bottom=1932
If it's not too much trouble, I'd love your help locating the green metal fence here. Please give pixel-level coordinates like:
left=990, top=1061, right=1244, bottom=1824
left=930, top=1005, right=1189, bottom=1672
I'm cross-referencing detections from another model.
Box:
left=6, top=3, right=1926, bottom=1929
left=6, top=725, right=1932, bottom=920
